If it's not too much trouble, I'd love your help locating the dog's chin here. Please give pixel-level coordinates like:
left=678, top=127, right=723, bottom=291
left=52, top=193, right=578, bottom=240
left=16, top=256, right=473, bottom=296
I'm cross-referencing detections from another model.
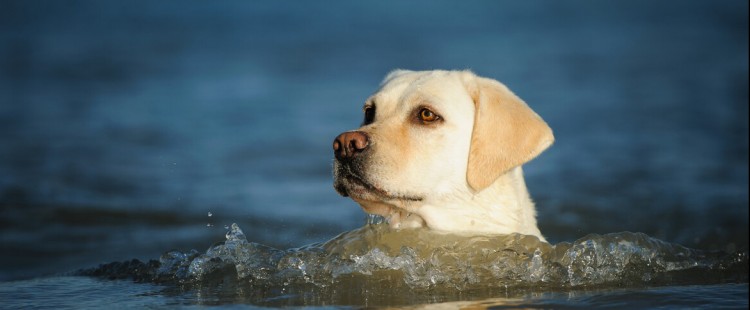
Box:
left=334, top=171, right=423, bottom=203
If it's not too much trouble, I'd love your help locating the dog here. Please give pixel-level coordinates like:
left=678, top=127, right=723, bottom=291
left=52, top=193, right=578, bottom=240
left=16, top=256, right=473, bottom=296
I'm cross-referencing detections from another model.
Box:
left=333, top=70, right=553, bottom=241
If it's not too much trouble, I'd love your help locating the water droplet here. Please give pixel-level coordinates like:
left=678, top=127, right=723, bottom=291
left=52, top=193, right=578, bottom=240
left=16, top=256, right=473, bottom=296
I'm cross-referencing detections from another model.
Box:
left=366, top=214, right=386, bottom=225
left=208, top=212, right=213, bottom=217
left=225, top=223, right=247, bottom=242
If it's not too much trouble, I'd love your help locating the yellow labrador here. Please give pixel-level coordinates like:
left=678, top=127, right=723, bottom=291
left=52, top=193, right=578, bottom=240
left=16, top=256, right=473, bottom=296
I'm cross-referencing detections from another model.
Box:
left=333, top=70, right=553, bottom=241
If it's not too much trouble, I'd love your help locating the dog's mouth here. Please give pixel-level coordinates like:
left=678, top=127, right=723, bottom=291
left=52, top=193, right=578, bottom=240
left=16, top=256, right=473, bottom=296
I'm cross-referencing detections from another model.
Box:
left=334, top=164, right=422, bottom=202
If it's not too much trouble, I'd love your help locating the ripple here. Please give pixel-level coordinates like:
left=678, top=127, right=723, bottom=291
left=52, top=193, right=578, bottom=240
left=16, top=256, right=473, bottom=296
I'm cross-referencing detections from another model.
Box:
left=79, top=222, right=748, bottom=295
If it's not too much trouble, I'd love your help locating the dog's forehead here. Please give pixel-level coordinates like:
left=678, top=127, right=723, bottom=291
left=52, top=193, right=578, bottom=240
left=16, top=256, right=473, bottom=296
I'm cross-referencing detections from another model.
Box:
left=372, top=71, right=470, bottom=111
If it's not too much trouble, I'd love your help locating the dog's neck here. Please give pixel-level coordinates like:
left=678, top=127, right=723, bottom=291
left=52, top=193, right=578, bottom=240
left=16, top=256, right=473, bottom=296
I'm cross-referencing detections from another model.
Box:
left=390, top=166, right=545, bottom=241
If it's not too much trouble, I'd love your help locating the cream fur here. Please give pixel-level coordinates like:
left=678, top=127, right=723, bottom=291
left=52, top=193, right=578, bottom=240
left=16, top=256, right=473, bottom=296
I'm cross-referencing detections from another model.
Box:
left=333, top=70, right=554, bottom=241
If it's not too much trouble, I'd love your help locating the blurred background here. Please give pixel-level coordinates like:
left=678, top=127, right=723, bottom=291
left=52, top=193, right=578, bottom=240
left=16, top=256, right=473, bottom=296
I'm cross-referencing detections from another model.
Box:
left=0, top=0, right=747, bottom=281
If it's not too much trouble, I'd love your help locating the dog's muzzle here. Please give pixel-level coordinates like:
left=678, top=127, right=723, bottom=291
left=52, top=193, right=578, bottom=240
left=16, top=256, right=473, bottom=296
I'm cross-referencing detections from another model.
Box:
left=332, top=130, right=423, bottom=202
left=333, top=131, right=370, bottom=197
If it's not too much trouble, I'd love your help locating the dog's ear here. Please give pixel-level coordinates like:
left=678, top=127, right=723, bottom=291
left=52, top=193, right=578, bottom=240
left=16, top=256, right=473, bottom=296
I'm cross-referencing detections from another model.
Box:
left=381, top=69, right=413, bottom=85
left=462, top=73, right=554, bottom=192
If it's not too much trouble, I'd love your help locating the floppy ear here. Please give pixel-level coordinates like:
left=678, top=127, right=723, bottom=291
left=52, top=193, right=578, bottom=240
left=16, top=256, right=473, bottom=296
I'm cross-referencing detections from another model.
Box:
left=381, top=69, right=413, bottom=85
left=464, top=74, right=554, bottom=192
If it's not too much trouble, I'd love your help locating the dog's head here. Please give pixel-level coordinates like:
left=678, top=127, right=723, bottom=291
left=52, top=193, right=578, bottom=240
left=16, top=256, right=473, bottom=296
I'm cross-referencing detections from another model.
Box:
left=333, top=70, right=553, bottom=228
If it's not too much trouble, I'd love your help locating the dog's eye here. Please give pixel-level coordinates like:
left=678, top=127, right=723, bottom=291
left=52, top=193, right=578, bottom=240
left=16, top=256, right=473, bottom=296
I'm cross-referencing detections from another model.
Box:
left=418, top=108, right=440, bottom=123
left=363, top=105, right=375, bottom=125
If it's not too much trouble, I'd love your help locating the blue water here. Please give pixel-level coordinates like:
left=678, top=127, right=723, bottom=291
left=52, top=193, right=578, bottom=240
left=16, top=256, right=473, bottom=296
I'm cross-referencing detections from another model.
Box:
left=0, top=0, right=747, bottom=308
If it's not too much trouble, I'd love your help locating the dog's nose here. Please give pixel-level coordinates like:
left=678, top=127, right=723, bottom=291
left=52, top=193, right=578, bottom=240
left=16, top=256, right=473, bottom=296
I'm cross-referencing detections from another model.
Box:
left=333, top=131, right=369, bottom=160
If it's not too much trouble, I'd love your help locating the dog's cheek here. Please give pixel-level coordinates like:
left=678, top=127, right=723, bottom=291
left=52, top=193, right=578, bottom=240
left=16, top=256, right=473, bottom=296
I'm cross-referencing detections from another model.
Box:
left=367, top=142, right=410, bottom=186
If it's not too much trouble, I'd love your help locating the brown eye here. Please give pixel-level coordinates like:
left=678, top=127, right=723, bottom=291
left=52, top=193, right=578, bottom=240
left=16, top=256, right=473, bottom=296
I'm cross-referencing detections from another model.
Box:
left=363, top=105, right=375, bottom=125
left=418, top=108, right=439, bottom=123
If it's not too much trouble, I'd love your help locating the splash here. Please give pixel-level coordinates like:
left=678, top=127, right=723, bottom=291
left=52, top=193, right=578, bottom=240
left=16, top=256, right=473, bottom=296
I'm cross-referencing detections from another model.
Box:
left=97, top=222, right=744, bottom=293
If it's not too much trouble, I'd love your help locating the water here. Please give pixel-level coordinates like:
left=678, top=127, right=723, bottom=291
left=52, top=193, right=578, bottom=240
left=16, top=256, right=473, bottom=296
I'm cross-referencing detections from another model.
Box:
left=4, top=222, right=748, bottom=308
left=1, top=277, right=746, bottom=309
left=86, top=223, right=748, bottom=289
left=1, top=0, right=748, bottom=308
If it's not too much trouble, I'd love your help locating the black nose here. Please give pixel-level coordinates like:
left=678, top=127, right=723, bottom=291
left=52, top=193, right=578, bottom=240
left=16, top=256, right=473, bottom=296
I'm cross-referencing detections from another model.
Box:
left=333, top=131, right=369, bottom=161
